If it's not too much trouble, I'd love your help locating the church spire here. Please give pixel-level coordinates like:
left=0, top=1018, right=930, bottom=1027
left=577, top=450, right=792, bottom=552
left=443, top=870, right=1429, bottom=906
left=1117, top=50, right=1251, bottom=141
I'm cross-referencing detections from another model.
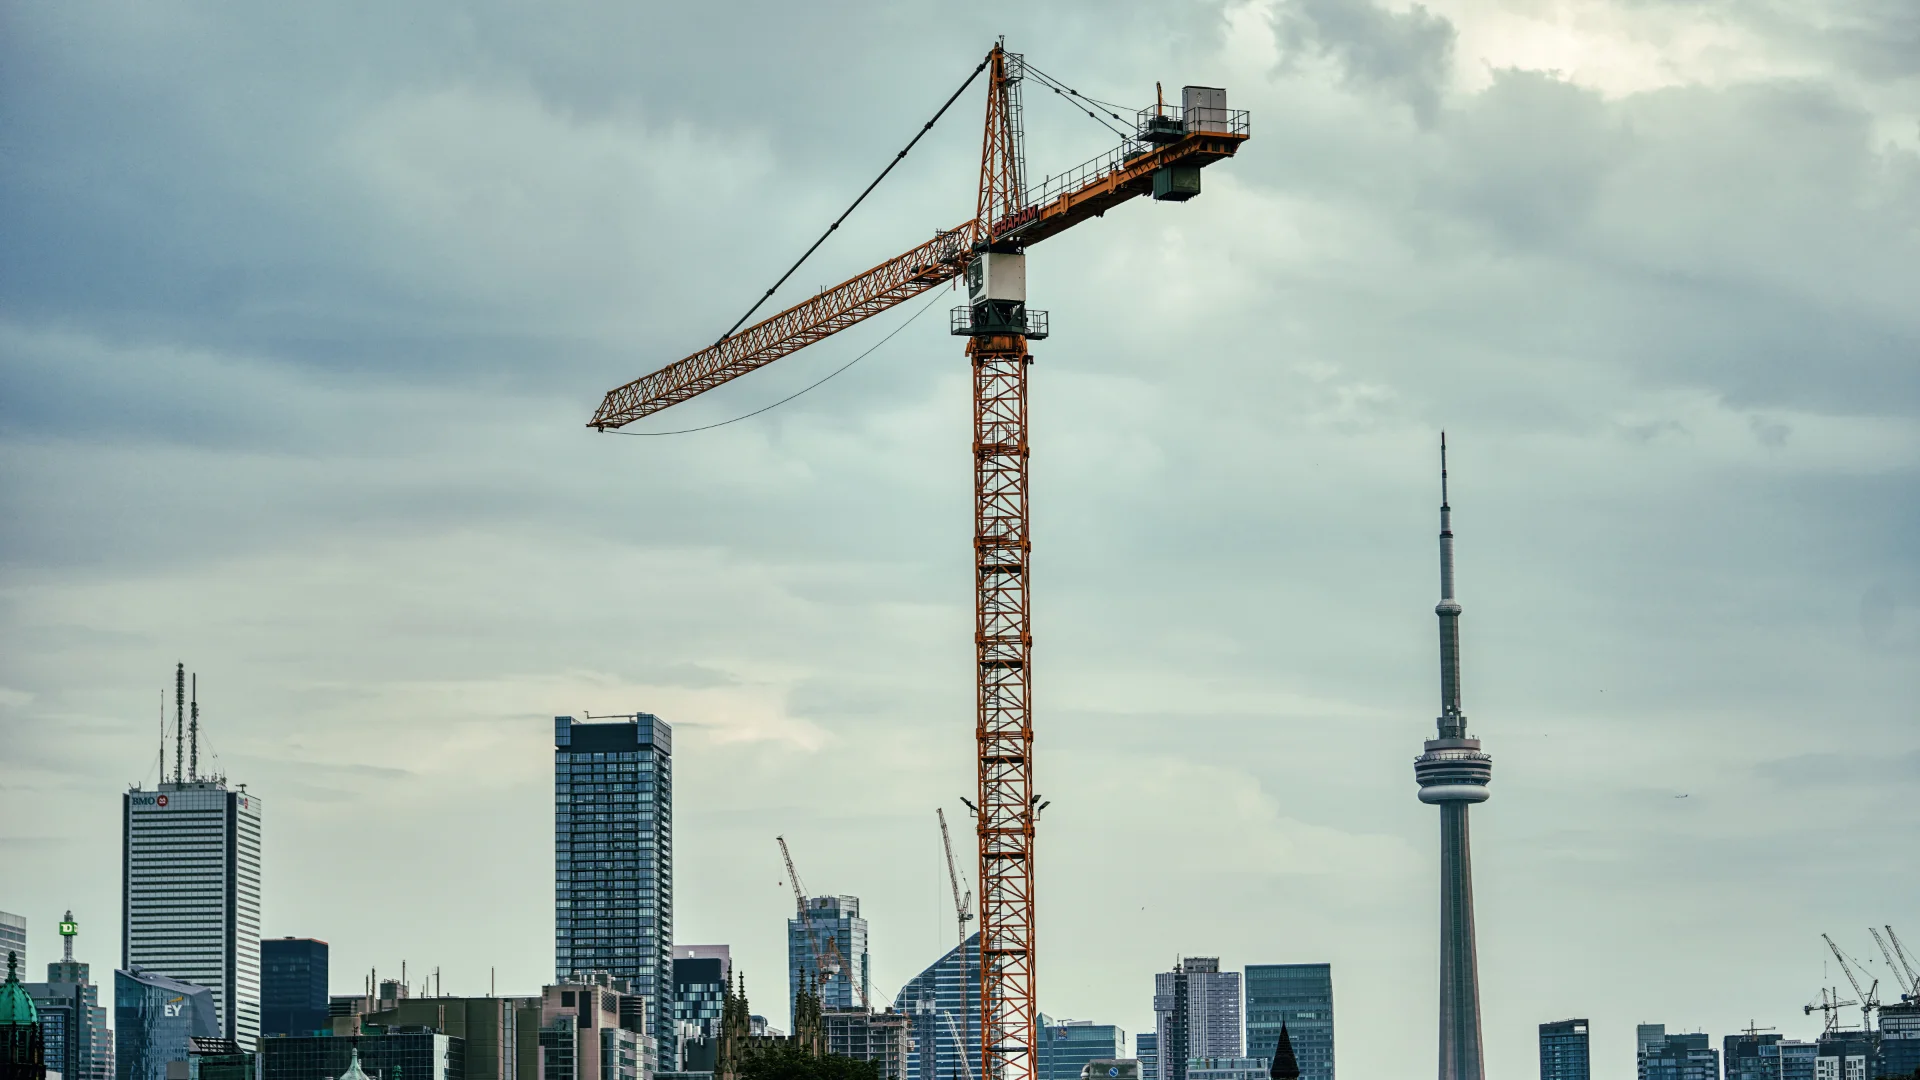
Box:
left=1269, top=1022, right=1301, bottom=1080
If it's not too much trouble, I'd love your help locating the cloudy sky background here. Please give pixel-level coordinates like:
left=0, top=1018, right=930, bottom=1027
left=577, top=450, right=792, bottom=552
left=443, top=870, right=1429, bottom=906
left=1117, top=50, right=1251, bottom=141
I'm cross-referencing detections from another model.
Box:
left=3, top=1, right=1917, bottom=1077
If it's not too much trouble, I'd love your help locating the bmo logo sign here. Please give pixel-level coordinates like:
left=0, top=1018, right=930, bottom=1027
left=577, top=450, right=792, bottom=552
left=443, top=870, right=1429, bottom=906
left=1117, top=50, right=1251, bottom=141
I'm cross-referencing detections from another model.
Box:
left=129, top=794, right=170, bottom=809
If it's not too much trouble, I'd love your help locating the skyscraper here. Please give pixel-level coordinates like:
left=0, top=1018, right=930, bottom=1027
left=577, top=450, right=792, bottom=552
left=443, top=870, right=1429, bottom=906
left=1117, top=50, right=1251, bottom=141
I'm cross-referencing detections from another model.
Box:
left=896, top=933, right=980, bottom=1080
left=1153, top=959, right=1241, bottom=1080
left=787, top=897, right=869, bottom=1016
left=1538, top=1020, right=1589, bottom=1080
left=553, top=713, right=675, bottom=1073
left=260, top=939, right=328, bottom=1038
left=123, top=670, right=261, bottom=1049
left=1244, top=965, right=1332, bottom=1080
left=1136, top=1034, right=1158, bottom=1080
left=1411, top=438, right=1493, bottom=1080
left=26, top=913, right=112, bottom=1080
left=1722, top=1031, right=1782, bottom=1080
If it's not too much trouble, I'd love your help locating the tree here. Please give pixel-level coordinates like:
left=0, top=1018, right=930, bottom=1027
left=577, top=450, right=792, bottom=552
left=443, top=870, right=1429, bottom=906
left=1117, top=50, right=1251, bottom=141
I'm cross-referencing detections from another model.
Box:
left=739, top=1043, right=882, bottom=1080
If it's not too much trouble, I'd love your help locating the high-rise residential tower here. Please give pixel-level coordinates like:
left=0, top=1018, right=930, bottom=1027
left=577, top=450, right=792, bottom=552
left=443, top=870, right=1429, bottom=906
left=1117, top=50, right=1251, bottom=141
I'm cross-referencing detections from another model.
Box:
left=673, top=946, right=730, bottom=1071
left=260, top=938, right=328, bottom=1038
left=1244, top=965, right=1332, bottom=1080
left=553, top=713, right=675, bottom=1073
left=1152, top=959, right=1241, bottom=1080
left=1538, top=1020, right=1589, bottom=1080
left=1411, top=439, right=1493, bottom=1080
left=787, top=896, right=869, bottom=1016
left=123, top=668, right=261, bottom=1048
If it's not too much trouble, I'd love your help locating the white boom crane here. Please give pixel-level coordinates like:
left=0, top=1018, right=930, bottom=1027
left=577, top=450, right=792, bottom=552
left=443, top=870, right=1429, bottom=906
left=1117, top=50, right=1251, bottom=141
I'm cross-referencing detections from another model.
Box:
left=777, top=835, right=870, bottom=1010
left=937, top=808, right=975, bottom=951
left=1824, top=933, right=1879, bottom=1030
left=1879, top=925, right=1920, bottom=1001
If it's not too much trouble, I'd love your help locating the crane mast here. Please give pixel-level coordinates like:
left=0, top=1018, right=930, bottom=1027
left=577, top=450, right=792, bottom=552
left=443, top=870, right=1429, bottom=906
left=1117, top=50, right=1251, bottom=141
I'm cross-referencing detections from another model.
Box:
left=591, top=44, right=1249, bottom=1080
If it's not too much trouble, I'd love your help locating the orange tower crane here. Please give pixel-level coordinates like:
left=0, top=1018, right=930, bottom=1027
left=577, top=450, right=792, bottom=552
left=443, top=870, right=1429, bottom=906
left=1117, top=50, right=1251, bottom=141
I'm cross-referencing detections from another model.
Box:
left=590, top=44, right=1248, bottom=1080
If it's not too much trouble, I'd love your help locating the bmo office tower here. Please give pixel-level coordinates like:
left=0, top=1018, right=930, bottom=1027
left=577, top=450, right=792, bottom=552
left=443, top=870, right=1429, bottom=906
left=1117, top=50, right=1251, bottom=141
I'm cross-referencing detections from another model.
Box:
left=554, top=714, right=674, bottom=1072
left=122, top=781, right=262, bottom=1047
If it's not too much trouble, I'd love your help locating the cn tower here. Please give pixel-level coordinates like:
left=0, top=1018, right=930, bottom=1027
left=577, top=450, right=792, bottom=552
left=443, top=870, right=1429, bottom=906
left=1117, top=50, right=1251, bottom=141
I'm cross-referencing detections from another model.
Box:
left=1413, top=434, right=1493, bottom=1080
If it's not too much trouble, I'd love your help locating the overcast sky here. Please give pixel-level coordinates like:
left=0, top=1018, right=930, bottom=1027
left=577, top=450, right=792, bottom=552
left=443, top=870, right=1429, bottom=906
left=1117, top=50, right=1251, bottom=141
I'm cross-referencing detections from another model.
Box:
left=3, top=1, right=1917, bottom=1078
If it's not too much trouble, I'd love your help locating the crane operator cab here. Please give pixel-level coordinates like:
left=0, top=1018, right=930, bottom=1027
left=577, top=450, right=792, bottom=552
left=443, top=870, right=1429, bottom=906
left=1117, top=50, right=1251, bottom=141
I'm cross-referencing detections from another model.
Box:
left=954, top=250, right=1049, bottom=340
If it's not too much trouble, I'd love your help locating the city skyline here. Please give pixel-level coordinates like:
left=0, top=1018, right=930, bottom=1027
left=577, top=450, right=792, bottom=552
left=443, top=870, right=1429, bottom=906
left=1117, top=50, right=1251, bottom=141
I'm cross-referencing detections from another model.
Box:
left=3, top=1, right=1917, bottom=1079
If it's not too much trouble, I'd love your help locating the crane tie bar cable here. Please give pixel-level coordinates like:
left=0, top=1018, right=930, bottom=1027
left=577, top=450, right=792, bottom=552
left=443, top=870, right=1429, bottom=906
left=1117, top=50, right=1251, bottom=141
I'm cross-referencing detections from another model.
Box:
left=712, top=51, right=993, bottom=347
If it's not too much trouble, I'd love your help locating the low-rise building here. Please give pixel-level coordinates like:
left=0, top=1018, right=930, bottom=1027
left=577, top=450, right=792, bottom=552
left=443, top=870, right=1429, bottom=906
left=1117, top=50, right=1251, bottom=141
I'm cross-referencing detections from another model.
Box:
left=1135, top=1034, right=1157, bottom=1080
left=821, top=1010, right=910, bottom=1080
left=257, top=1031, right=463, bottom=1080
left=359, top=999, right=522, bottom=1080
left=115, top=969, right=219, bottom=1080
left=1638, top=1032, right=1718, bottom=1080
left=1185, top=1057, right=1266, bottom=1080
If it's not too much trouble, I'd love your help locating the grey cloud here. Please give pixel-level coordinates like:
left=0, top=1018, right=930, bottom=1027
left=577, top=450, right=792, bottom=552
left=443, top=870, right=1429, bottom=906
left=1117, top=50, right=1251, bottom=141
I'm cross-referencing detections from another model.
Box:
left=1278, top=0, right=1458, bottom=124
left=3, top=3, right=1917, bottom=1077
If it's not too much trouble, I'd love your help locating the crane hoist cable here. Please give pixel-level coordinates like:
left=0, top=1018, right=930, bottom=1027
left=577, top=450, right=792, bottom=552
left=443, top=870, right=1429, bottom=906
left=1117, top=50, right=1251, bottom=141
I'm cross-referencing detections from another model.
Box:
left=713, top=52, right=992, bottom=347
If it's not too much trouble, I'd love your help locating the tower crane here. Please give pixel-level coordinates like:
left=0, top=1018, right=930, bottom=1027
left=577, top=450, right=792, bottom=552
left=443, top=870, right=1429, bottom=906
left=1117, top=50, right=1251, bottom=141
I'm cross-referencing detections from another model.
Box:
left=1875, top=925, right=1920, bottom=1002
left=1806, top=987, right=1859, bottom=1035
left=938, top=807, right=976, bottom=951
left=1824, top=932, right=1880, bottom=1030
left=778, top=835, right=871, bottom=1010
left=593, top=45, right=1248, bottom=1080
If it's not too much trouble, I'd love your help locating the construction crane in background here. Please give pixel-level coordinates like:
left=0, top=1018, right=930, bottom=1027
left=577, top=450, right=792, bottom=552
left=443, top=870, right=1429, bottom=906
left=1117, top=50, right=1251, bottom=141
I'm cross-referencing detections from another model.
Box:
left=1874, top=926, right=1920, bottom=1002
left=1824, top=932, right=1880, bottom=1030
left=1806, top=987, right=1860, bottom=1035
left=938, top=808, right=976, bottom=950
left=594, top=44, right=1248, bottom=1080
left=943, top=1010, right=978, bottom=1080
left=777, top=835, right=871, bottom=1010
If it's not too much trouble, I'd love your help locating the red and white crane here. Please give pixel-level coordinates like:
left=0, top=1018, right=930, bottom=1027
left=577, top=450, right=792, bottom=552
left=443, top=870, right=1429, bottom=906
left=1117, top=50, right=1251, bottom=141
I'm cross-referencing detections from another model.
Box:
left=594, top=45, right=1247, bottom=1080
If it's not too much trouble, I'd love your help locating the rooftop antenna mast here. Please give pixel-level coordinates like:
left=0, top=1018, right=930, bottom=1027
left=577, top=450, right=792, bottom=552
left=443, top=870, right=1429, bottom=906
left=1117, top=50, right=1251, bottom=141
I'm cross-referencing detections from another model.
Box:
left=173, top=663, right=185, bottom=784
left=189, top=673, right=199, bottom=783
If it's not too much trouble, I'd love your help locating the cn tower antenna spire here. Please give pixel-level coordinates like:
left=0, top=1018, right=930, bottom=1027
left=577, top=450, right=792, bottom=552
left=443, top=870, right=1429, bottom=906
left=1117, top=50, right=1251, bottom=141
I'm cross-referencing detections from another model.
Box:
left=1414, top=433, right=1492, bottom=1080
left=1437, top=433, right=1463, bottom=737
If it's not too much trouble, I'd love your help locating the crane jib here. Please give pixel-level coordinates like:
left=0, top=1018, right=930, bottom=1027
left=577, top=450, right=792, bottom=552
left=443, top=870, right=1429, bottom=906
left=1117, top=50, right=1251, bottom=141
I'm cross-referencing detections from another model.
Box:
left=590, top=125, right=1246, bottom=431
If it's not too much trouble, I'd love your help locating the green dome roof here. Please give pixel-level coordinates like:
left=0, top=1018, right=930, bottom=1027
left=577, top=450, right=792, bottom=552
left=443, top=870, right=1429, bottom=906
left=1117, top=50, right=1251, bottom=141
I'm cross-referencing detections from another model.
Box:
left=0, top=950, right=38, bottom=1026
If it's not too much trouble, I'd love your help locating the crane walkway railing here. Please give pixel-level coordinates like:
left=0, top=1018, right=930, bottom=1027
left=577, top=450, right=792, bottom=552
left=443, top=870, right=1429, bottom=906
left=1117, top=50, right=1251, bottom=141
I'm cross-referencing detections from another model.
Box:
left=1017, top=105, right=1251, bottom=219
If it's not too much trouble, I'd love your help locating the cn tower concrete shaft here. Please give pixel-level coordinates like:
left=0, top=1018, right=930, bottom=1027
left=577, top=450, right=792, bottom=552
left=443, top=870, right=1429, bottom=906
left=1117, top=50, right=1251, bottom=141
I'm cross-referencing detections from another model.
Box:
left=1413, top=435, right=1492, bottom=1080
